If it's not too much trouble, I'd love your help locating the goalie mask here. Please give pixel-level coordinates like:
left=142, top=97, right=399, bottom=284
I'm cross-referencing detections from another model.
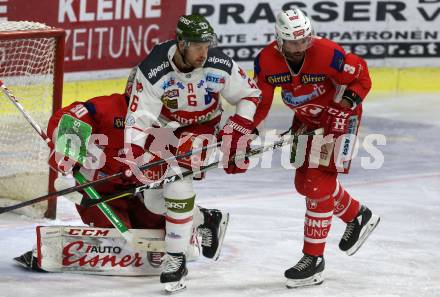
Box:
left=275, top=9, right=314, bottom=54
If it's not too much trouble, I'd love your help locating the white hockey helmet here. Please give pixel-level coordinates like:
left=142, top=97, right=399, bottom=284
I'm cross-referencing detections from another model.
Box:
left=275, top=9, right=314, bottom=52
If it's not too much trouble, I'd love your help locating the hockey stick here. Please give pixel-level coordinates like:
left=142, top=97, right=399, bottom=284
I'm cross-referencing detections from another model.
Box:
left=0, top=139, right=220, bottom=214
left=82, top=128, right=324, bottom=208
left=0, top=80, right=163, bottom=251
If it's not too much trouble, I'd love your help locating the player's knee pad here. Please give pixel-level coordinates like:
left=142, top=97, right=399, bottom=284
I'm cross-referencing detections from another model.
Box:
left=295, top=168, right=337, bottom=200
left=163, top=176, right=195, bottom=200
left=142, top=189, right=166, bottom=215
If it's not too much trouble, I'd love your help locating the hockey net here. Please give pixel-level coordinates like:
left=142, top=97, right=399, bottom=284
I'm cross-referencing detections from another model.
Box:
left=0, top=21, right=65, bottom=218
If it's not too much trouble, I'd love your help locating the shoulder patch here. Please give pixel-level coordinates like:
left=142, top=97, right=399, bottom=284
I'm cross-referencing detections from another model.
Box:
left=254, top=53, right=261, bottom=76
left=204, top=48, right=233, bottom=74
left=139, top=40, right=175, bottom=85
left=83, top=102, right=96, bottom=115
left=265, top=72, right=291, bottom=85
left=113, top=117, right=125, bottom=129
left=330, top=49, right=345, bottom=72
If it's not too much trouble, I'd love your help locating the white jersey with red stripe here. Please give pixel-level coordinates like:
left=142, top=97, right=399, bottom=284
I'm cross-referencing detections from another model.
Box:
left=125, top=40, right=261, bottom=148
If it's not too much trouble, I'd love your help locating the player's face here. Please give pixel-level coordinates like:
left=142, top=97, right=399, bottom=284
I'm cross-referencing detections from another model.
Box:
left=282, top=38, right=311, bottom=63
left=184, top=42, right=210, bottom=68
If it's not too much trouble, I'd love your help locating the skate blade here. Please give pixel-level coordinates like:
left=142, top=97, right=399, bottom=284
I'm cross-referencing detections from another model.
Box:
left=164, top=278, right=187, bottom=294
left=213, top=213, right=230, bottom=261
left=346, top=214, right=380, bottom=256
left=286, top=272, right=324, bottom=288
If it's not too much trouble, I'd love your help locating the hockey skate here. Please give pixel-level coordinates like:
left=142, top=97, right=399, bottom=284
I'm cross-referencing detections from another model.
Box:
left=13, top=250, right=45, bottom=272
left=339, top=205, right=380, bottom=256
left=197, top=208, right=229, bottom=260
left=160, top=252, right=188, bottom=293
left=285, top=254, right=325, bottom=288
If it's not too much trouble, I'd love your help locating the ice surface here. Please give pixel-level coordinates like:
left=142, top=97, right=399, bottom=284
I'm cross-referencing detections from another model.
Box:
left=1, top=94, right=439, bottom=297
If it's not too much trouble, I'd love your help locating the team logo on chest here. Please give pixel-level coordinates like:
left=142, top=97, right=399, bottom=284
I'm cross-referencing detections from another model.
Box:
left=301, top=74, right=327, bottom=84
left=266, top=72, right=291, bottom=85
left=161, top=89, right=179, bottom=109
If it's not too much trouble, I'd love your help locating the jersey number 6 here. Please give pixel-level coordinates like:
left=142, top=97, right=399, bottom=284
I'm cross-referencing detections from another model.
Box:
left=187, top=94, right=197, bottom=106
left=130, top=95, right=139, bottom=112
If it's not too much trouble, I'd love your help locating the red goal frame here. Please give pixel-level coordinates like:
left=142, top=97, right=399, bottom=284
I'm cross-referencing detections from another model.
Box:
left=0, top=27, right=65, bottom=219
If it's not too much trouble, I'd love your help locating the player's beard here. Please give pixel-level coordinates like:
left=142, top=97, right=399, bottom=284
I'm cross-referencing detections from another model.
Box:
left=174, top=49, right=195, bottom=72
left=283, top=50, right=305, bottom=65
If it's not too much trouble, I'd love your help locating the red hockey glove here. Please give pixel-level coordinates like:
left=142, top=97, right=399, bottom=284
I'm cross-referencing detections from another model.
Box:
left=320, top=103, right=355, bottom=138
left=117, top=144, right=167, bottom=184
left=218, top=114, right=255, bottom=174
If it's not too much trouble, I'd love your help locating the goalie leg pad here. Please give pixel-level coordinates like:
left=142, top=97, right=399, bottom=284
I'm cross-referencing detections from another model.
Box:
left=36, top=226, right=165, bottom=275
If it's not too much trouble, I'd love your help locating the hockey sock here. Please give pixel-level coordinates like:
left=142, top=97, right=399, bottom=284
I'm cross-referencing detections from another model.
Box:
left=332, top=182, right=360, bottom=223
left=303, top=196, right=334, bottom=256
left=164, top=177, right=195, bottom=253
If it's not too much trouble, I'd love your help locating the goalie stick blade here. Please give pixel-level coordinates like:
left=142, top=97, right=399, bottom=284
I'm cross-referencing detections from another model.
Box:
left=164, top=278, right=187, bottom=294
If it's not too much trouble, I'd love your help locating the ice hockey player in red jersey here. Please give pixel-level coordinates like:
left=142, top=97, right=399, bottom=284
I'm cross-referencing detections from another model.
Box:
left=14, top=72, right=229, bottom=275
left=123, top=14, right=261, bottom=292
left=253, top=8, right=380, bottom=288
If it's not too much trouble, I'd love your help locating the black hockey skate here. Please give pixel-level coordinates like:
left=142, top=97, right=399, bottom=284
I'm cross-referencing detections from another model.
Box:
left=285, top=254, right=325, bottom=288
left=197, top=207, right=229, bottom=260
left=339, top=205, right=380, bottom=256
left=160, top=252, right=188, bottom=293
left=13, top=250, right=45, bottom=272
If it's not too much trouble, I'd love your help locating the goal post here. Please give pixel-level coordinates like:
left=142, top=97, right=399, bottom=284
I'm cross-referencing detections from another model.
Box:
left=0, top=21, right=65, bottom=219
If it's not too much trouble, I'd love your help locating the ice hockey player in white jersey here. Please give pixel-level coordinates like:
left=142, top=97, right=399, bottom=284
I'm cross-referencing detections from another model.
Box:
left=122, top=14, right=261, bottom=293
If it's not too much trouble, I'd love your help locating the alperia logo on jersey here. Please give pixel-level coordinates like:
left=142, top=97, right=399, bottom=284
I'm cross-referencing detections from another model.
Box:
left=148, top=61, right=170, bottom=79
left=207, top=56, right=232, bottom=68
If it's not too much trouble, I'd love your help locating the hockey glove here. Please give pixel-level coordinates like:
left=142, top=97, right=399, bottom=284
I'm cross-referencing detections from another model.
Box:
left=218, top=114, right=255, bottom=174
left=321, top=102, right=355, bottom=138
left=341, top=89, right=362, bottom=109
left=117, top=144, right=167, bottom=184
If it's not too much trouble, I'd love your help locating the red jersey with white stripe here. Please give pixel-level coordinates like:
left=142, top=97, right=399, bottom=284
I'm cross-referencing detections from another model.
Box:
left=253, top=37, right=371, bottom=128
